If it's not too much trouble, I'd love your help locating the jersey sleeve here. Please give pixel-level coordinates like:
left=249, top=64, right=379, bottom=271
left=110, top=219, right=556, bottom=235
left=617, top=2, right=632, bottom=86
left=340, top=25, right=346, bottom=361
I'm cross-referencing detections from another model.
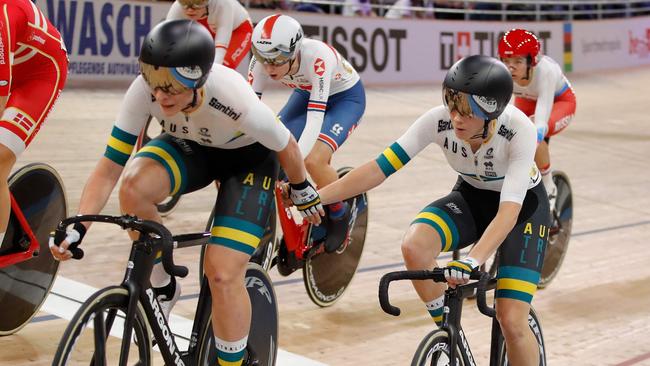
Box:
left=500, top=109, right=538, bottom=204
left=210, top=2, right=234, bottom=65
left=375, top=107, right=441, bottom=177
left=166, top=1, right=185, bottom=20
left=532, top=65, right=557, bottom=129
left=298, top=50, right=336, bottom=155
left=104, top=77, right=152, bottom=166
left=218, top=68, right=290, bottom=151
left=247, top=57, right=268, bottom=99
left=0, top=4, right=18, bottom=96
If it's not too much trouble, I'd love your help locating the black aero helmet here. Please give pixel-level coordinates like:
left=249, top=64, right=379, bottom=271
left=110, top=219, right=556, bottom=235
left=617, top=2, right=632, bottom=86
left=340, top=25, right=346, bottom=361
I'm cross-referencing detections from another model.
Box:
left=139, top=19, right=215, bottom=93
left=442, top=55, right=513, bottom=121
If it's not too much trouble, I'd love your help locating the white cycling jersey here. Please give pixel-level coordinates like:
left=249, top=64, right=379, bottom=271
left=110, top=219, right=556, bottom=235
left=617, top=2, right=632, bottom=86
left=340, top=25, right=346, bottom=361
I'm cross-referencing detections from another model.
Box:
left=248, top=38, right=360, bottom=155
left=513, top=55, right=572, bottom=128
left=114, top=65, right=290, bottom=155
left=377, top=104, right=540, bottom=204
left=167, top=0, right=250, bottom=65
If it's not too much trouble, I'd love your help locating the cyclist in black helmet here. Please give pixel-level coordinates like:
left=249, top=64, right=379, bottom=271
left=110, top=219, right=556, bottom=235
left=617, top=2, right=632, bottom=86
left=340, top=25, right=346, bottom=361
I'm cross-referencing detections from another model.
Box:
left=319, top=55, right=550, bottom=365
left=51, top=19, right=323, bottom=366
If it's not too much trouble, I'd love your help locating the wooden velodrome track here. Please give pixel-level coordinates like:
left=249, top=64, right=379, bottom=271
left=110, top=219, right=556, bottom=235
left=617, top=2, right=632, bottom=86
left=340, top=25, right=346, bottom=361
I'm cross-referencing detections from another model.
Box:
left=0, top=65, right=649, bottom=366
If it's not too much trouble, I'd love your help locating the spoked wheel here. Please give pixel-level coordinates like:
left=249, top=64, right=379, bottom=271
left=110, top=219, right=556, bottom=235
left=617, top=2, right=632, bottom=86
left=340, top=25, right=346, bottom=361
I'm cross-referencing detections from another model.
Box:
left=497, top=307, right=547, bottom=366
left=303, top=167, right=368, bottom=307
left=52, top=286, right=151, bottom=366
left=197, top=263, right=278, bottom=366
left=538, top=171, right=573, bottom=288
left=411, top=329, right=464, bottom=366
left=135, top=117, right=182, bottom=217
left=0, top=163, right=67, bottom=336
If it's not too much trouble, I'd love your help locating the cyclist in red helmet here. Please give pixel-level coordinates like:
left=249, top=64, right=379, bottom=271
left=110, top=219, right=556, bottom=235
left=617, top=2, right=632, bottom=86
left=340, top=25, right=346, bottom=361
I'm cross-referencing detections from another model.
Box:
left=499, top=28, right=576, bottom=207
left=0, top=0, right=68, bottom=247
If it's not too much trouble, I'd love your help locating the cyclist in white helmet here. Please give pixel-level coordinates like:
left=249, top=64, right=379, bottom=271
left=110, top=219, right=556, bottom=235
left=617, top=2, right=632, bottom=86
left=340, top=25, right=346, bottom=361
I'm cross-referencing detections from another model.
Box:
left=248, top=14, right=366, bottom=253
left=167, top=0, right=253, bottom=69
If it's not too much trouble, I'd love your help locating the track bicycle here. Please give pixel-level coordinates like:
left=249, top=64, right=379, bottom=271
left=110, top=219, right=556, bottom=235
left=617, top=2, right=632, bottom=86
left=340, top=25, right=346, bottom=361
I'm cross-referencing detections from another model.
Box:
left=379, top=268, right=546, bottom=366
left=454, top=170, right=573, bottom=289
left=51, top=214, right=278, bottom=366
left=0, top=163, right=67, bottom=336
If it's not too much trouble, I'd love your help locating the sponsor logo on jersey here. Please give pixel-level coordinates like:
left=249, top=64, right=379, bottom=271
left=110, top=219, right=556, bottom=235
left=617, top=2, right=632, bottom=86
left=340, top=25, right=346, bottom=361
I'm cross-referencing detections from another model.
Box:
left=438, top=119, right=453, bottom=132
left=330, top=123, right=344, bottom=136
left=497, top=125, right=516, bottom=141
left=484, top=147, right=494, bottom=159
left=256, top=40, right=272, bottom=45
left=199, top=127, right=211, bottom=137
left=0, top=80, right=7, bottom=87
left=31, top=34, right=46, bottom=45
left=0, top=32, right=5, bottom=65
left=484, top=161, right=496, bottom=177
left=314, top=58, right=325, bottom=76
left=209, top=97, right=242, bottom=121
left=445, top=202, right=463, bottom=215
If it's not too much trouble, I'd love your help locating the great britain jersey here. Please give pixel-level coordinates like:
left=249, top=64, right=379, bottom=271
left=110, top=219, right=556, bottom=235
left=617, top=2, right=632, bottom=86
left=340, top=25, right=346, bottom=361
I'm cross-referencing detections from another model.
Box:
left=105, top=65, right=291, bottom=166
left=375, top=104, right=541, bottom=204
left=167, top=0, right=250, bottom=65
left=512, top=55, right=573, bottom=128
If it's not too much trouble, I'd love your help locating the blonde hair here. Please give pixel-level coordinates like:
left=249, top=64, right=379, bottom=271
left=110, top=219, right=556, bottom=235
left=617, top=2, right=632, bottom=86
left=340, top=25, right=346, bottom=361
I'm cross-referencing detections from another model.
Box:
left=139, top=62, right=189, bottom=94
left=178, top=0, right=209, bottom=7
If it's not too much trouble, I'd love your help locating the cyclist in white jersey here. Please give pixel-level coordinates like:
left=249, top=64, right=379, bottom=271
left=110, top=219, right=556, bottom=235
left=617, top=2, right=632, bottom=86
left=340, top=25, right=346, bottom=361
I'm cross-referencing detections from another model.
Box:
left=248, top=14, right=366, bottom=252
left=50, top=20, right=323, bottom=366
left=167, top=0, right=253, bottom=69
left=319, top=55, right=550, bottom=365
left=499, top=29, right=577, bottom=206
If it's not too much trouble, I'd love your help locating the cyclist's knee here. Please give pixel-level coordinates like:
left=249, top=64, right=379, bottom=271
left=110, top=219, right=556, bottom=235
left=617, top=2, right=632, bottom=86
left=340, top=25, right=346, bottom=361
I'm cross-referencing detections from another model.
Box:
left=305, top=150, right=330, bottom=173
left=401, top=229, right=440, bottom=268
left=204, top=264, right=245, bottom=290
left=496, top=302, right=531, bottom=341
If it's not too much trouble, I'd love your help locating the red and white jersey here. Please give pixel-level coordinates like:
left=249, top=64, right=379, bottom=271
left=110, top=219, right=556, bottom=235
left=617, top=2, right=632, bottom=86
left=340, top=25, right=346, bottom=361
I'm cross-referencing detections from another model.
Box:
left=0, top=0, right=67, bottom=96
left=167, top=0, right=250, bottom=65
left=512, top=55, right=573, bottom=128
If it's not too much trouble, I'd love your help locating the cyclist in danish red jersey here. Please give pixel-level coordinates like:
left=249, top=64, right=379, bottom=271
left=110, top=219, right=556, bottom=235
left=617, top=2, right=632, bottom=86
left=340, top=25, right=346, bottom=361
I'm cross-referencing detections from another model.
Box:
left=0, top=0, right=68, bottom=246
left=319, top=55, right=550, bottom=365
left=167, top=0, right=253, bottom=69
left=49, top=20, right=322, bottom=366
left=499, top=28, right=576, bottom=207
left=248, top=14, right=366, bottom=252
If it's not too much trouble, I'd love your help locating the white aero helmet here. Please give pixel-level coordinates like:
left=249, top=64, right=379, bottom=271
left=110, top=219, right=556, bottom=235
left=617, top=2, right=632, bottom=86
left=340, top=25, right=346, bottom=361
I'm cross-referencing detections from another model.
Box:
left=251, top=14, right=303, bottom=66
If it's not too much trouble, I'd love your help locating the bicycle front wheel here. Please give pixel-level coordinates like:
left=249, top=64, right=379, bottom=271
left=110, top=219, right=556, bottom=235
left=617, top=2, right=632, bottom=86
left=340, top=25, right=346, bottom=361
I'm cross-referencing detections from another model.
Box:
left=0, top=163, right=67, bottom=336
left=411, top=329, right=465, bottom=366
left=538, top=170, right=573, bottom=288
left=53, top=286, right=152, bottom=366
left=497, top=307, right=546, bottom=366
left=303, top=167, right=368, bottom=307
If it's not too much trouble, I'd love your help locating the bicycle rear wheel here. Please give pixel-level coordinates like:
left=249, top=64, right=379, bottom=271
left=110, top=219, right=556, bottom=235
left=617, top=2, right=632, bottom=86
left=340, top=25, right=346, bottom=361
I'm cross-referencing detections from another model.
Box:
left=411, top=329, right=464, bottom=366
left=303, top=167, right=368, bottom=307
left=52, top=286, right=151, bottom=366
left=197, top=263, right=278, bottom=366
left=0, top=163, right=67, bottom=336
left=538, top=171, right=572, bottom=288
left=497, top=307, right=546, bottom=366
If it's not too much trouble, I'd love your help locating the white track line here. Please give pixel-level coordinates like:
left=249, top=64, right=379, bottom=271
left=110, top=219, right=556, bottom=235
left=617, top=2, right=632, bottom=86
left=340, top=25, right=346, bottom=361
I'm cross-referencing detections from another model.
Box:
left=42, top=275, right=327, bottom=366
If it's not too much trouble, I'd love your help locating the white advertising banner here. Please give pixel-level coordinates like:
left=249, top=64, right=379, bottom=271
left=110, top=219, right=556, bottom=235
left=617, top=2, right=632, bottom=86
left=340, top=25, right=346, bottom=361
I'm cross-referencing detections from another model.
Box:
left=32, top=1, right=650, bottom=85
left=571, top=17, right=650, bottom=71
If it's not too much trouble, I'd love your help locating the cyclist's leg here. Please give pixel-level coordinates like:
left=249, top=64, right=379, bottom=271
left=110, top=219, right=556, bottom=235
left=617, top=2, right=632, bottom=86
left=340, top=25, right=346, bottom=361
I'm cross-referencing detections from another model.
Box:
left=122, top=135, right=215, bottom=314
left=0, top=53, right=67, bottom=243
left=495, top=183, right=550, bottom=365
left=402, top=179, right=479, bottom=325
left=203, top=143, right=278, bottom=366
left=222, top=20, right=253, bottom=69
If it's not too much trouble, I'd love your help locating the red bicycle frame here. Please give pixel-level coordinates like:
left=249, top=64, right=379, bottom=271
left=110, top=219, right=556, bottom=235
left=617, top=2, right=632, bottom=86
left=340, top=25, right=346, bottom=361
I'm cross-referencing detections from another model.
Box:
left=274, top=185, right=319, bottom=262
left=0, top=194, right=40, bottom=268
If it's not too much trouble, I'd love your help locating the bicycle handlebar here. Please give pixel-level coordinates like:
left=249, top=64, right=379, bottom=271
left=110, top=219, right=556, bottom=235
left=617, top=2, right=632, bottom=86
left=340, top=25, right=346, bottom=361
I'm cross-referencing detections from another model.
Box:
left=378, top=268, right=495, bottom=318
left=53, top=214, right=188, bottom=278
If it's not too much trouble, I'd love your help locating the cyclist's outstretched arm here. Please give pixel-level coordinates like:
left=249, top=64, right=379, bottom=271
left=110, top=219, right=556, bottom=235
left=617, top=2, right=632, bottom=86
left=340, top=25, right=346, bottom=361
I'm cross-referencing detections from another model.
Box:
left=278, top=135, right=307, bottom=185
left=50, top=157, right=123, bottom=261
left=318, top=160, right=386, bottom=205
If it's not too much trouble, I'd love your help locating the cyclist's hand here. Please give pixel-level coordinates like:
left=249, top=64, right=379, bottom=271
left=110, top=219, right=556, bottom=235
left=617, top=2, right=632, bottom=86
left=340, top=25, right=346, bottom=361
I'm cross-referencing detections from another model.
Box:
left=278, top=181, right=293, bottom=208
left=289, top=180, right=325, bottom=225
left=444, top=257, right=479, bottom=288
left=49, top=223, right=86, bottom=261
left=536, top=125, right=548, bottom=144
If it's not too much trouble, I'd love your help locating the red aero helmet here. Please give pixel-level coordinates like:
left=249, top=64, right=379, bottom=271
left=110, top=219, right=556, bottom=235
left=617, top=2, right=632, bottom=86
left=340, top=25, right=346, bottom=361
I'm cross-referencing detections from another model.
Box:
left=498, top=29, right=540, bottom=66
